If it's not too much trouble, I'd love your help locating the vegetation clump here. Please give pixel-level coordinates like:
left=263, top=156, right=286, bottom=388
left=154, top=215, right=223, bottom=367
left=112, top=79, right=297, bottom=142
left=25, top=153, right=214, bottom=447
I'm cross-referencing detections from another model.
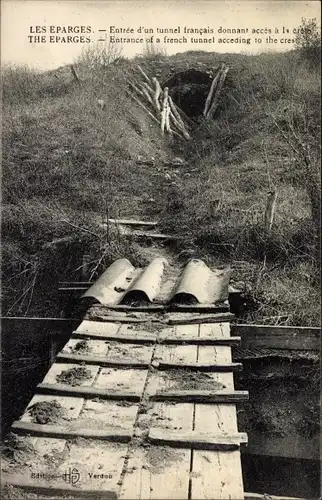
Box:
left=56, top=366, right=92, bottom=386
left=28, top=400, right=64, bottom=424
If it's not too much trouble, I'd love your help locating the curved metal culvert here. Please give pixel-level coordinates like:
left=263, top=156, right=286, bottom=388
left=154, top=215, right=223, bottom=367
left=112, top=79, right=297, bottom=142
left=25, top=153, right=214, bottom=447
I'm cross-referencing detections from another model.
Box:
left=79, top=258, right=136, bottom=305
left=121, top=258, right=168, bottom=305
left=170, top=259, right=231, bottom=305
left=169, top=292, right=199, bottom=305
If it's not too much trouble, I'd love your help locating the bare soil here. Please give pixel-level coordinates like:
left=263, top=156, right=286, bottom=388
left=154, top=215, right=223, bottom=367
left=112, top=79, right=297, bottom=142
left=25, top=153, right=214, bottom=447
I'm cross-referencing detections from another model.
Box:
left=71, top=340, right=90, bottom=354
left=145, top=445, right=184, bottom=472
left=2, top=433, right=36, bottom=465
left=236, top=359, right=320, bottom=439
left=162, top=368, right=226, bottom=391
left=28, top=400, right=64, bottom=425
left=56, top=366, right=92, bottom=386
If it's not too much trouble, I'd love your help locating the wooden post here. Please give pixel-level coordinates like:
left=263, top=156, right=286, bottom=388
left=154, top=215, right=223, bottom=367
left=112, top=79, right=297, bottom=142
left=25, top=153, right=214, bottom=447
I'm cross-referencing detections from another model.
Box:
left=106, top=204, right=110, bottom=243
left=130, top=81, right=145, bottom=97
left=138, top=83, right=154, bottom=105
left=264, top=188, right=277, bottom=232
left=203, top=65, right=222, bottom=117
left=161, top=87, right=169, bottom=135
left=205, top=66, right=229, bottom=120
left=137, top=65, right=151, bottom=83
left=165, top=101, right=172, bottom=135
left=169, top=110, right=190, bottom=139
left=152, top=77, right=162, bottom=112
left=126, top=89, right=161, bottom=126
left=70, top=64, right=80, bottom=85
left=81, top=254, right=91, bottom=281
left=141, top=81, right=155, bottom=97
left=168, top=96, right=188, bottom=131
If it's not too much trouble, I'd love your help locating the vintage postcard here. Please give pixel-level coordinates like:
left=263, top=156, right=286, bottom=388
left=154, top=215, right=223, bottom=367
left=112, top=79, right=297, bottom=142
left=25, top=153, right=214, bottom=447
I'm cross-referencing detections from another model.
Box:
left=1, top=1, right=321, bottom=499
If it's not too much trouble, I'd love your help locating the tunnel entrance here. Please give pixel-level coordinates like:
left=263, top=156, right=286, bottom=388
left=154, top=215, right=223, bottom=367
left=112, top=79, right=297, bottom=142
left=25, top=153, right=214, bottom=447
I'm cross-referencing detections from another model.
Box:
left=162, top=68, right=213, bottom=120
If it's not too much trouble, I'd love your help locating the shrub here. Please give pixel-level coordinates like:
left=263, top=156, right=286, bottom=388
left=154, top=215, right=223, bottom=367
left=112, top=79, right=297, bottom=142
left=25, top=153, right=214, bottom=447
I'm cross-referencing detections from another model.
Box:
left=294, top=17, right=321, bottom=67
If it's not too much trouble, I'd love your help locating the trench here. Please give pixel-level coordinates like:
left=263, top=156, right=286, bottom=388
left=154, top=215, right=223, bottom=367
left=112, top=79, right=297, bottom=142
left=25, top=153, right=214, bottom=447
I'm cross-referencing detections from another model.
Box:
left=2, top=319, right=320, bottom=498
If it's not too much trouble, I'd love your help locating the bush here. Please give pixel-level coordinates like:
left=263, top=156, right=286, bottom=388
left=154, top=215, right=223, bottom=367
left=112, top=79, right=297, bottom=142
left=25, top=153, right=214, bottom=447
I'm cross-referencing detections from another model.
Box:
left=294, top=17, right=321, bottom=67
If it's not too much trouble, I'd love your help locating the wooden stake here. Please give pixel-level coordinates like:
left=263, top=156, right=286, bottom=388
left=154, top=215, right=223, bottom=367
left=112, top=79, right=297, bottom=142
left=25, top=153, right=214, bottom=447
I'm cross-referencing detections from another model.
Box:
left=126, top=89, right=182, bottom=138
left=141, top=81, right=155, bottom=97
left=161, top=87, right=169, bottom=134
left=126, top=89, right=159, bottom=123
left=206, top=66, right=229, bottom=120
left=203, top=65, right=222, bottom=117
left=168, top=95, right=188, bottom=130
left=138, top=83, right=154, bottom=105
left=137, top=65, right=151, bottom=83
left=169, top=110, right=190, bottom=139
left=70, top=64, right=80, bottom=85
left=264, top=188, right=277, bottom=232
left=152, top=77, right=162, bottom=111
left=130, top=81, right=145, bottom=97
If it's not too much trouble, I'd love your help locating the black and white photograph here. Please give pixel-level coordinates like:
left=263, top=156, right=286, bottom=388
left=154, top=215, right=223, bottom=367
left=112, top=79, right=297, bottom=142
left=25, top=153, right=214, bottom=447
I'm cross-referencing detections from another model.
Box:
left=1, top=1, right=321, bottom=499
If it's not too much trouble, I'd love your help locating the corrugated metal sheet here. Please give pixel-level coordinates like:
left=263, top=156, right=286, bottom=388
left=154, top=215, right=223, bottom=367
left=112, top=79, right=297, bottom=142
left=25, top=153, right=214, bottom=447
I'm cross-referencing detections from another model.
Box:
left=81, top=258, right=231, bottom=309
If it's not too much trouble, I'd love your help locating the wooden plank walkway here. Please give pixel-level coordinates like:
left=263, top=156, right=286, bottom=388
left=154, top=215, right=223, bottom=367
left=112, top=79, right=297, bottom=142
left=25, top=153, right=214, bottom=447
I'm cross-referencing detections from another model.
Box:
left=2, top=313, right=248, bottom=499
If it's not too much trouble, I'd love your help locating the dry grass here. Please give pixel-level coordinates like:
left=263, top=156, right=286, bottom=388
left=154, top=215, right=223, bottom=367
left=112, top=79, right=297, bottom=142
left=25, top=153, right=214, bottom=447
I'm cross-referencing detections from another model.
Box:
left=1, top=62, right=170, bottom=316
left=1, top=50, right=321, bottom=325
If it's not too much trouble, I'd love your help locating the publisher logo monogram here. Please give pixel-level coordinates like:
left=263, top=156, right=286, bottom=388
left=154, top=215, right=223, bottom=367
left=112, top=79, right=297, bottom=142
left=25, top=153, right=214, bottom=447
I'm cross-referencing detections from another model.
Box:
left=62, top=467, right=80, bottom=485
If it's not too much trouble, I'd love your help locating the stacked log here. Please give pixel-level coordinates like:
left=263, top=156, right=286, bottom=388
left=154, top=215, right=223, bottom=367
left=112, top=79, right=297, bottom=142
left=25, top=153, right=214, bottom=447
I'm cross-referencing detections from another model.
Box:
left=128, top=66, right=191, bottom=140
left=203, top=63, right=229, bottom=120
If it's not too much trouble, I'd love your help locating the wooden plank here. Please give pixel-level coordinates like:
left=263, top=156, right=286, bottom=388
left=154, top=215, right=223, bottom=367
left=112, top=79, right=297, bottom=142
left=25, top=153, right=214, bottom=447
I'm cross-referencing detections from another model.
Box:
left=79, top=400, right=138, bottom=428
left=199, top=322, right=231, bottom=337
left=191, top=322, right=245, bottom=500
left=90, top=316, right=163, bottom=324
left=120, top=324, right=199, bottom=500
left=95, top=367, right=148, bottom=394
left=158, top=335, right=241, bottom=346
left=11, top=420, right=133, bottom=442
left=119, top=445, right=191, bottom=499
left=74, top=320, right=120, bottom=336
left=28, top=436, right=66, bottom=455
left=21, top=394, right=84, bottom=422
left=118, top=323, right=163, bottom=338
left=73, top=331, right=157, bottom=343
left=153, top=343, right=240, bottom=370
left=60, top=337, right=155, bottom=364
left=42, top=363, right=99, bottom=386
left=191, top=450, right=245, bottom=499
left=95, top=304, right=165, bottom=312
left=231, top=324, right=320, bottom=351
left=154, top=360, right=242, bottom=372
left=169, top=303, right=229, bottom=313
left=148, top=428, right=248, bottom=450
left=130, top=230, right=175, bottom=241
left=107, top=218, right=158, bottom=227
left=56, top=352, right=149, bottom=368
left=154, top=390, right=248, bottom=403
left=168, top=313, right=234, bottom=325
left=3, top=439, right=127, bottom=494
left=62, top=338, right=108, bottom=356
left=2, top=474, right=116, bottom=499
left=37, top=383, right=141, bottom=401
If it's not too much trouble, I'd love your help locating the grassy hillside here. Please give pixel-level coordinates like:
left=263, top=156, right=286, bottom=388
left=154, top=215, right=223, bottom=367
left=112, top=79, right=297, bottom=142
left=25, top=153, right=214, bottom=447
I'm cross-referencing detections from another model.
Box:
left=1, top=50, right=321, bottom=325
